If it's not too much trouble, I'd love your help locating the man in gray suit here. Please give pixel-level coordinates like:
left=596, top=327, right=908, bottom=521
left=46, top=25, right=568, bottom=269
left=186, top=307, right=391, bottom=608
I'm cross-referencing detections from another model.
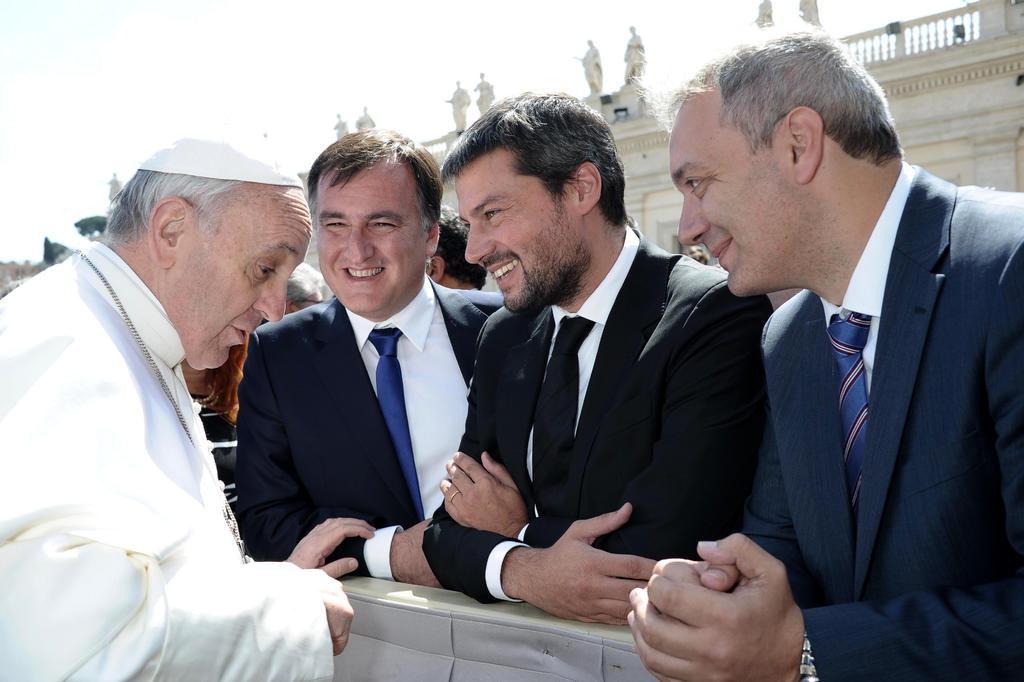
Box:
left=628, top=32, right=1024, bottom=680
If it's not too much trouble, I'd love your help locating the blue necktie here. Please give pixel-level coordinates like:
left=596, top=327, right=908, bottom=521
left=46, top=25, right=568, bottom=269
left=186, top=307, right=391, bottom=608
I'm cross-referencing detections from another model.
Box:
left=368, top=327, right=424, bottom=520
left=827, top=312, right=871, bottom=513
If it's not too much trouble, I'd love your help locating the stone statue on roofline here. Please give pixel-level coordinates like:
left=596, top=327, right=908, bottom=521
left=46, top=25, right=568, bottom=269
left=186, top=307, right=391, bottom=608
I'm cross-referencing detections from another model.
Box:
left=334, top=114, right=349, bottom=140
left=447, top=81, right=471, bottom=132
left=475, top=73, right=495, bottom=115
left=579, top=40, right=603, bottom=96
left=756, top=0, right=774, bottom=28
left=800, top=0, right=821, bottom=27
left=624, top=26, right=645, bottom=84
left=108, top=173, right=122, bottom=202
left=356, top=106, right=375, bottom=131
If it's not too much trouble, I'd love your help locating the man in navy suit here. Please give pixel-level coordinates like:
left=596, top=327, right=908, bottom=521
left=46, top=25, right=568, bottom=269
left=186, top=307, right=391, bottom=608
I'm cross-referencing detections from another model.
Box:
left=236, top=130, right=489, bottom=585
left=629, top=32, right=1024, bottom=680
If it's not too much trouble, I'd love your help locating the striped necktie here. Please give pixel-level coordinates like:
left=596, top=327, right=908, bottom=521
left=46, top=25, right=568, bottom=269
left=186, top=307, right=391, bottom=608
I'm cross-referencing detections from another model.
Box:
left=826, top=312, right=871, bottom=513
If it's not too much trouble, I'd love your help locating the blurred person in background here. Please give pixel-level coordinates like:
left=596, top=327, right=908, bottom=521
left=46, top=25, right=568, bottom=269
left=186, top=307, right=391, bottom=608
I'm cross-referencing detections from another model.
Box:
left=286, top=262, right=327, bottom=313
left=183, top=342, right=247, bottom=511
left=429, top=204, right=504, bottom=311
left=429, top=205, right=487, bottom=290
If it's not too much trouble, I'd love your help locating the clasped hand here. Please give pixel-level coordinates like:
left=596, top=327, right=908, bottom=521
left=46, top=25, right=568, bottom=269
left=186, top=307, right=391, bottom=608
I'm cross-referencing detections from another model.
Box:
left=627, top=534, right=804, bottom=682
left=440, top=451, right=527, bottom=538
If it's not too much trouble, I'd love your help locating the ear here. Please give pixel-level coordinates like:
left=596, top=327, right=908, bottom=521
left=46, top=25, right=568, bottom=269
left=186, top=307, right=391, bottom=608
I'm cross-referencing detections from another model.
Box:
left=424, top=221, right=440, bottom=258
left=147, top=196, right=195, bottom=269
left=564, top=161, right=603, bottom=217
left=427, top=255, right=445, bottom=283
left=775, top=106, right=824, bottom=186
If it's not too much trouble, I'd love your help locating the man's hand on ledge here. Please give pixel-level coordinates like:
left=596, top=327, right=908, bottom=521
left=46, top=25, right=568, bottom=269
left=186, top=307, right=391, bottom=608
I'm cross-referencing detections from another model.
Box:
left=287, top=517, right=375, bottom=576
left=501, top=503, right=655, bottom=624
left=441, top=451, right=527, bottom=538
left=390, top=520, right=442, bottom=587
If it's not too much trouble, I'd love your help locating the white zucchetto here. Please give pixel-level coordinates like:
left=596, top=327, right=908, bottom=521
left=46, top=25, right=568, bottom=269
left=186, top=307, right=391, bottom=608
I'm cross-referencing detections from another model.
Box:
left=137, top=138, right=301, bottom=188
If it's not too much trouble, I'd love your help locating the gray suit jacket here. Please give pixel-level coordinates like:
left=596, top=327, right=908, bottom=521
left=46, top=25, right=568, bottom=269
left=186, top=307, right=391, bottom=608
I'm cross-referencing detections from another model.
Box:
left=745, top=169, right=1024, bottom=679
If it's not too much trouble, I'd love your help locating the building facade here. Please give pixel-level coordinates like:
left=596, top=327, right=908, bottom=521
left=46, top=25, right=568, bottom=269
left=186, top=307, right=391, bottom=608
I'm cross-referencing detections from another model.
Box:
left=306, top=1, right=1024, bottom=269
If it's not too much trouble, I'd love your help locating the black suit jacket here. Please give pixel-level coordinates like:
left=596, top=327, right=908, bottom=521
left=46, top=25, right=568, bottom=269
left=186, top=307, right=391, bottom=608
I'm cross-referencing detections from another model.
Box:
left=745, top=170, right=1024, bottom=679
left=423, top=235, right=773, bottom=601
left=235, top=283, right=489, bottom=573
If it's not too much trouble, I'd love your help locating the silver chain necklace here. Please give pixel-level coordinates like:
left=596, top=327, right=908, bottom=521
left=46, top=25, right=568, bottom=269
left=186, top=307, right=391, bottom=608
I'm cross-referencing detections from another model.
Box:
left=78, top=252, right=248, bottom=562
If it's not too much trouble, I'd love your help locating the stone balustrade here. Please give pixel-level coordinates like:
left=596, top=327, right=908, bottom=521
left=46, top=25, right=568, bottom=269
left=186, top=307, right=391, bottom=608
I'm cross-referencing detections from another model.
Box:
left=845, top=7, right=982, bottom=65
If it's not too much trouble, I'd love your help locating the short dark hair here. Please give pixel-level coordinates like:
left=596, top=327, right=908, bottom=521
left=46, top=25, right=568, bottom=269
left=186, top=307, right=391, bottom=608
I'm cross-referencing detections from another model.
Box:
left=435, top=205, right=487, bottom=289
left=442, top=93, right=627, bottom=227
left=307, top=129, right=443, bottom=230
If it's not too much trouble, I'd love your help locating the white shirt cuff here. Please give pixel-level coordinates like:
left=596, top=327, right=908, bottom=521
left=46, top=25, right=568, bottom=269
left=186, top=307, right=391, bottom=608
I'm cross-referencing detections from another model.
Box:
left=517, top=524, right=529, bottom=541
left=363, top=525, right=402, bottom=580
left=485, top=540, right=528, bottom=601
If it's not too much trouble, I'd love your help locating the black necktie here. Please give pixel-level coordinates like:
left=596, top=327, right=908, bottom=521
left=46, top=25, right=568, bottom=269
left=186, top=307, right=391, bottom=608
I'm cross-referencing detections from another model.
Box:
left=532, top=315, right=595, bottom=512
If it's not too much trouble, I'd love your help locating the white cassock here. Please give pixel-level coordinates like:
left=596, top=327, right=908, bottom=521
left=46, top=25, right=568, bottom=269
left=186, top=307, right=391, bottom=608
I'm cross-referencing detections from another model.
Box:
left=0, top=244, right=334, bottom=681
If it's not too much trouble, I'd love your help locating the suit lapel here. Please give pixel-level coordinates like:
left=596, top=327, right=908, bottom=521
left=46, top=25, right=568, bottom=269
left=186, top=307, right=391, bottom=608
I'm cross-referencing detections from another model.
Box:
left=312, top=300, right=417, bottom=519
left=496, top=311, right=553, bottom=513
left=771, top=299, right=856, bottom=602
left=435, top=283, right=488, bottom=387
left=567, top=240, right=671, bottom=511
left=854, top=170, right=952, bottom=597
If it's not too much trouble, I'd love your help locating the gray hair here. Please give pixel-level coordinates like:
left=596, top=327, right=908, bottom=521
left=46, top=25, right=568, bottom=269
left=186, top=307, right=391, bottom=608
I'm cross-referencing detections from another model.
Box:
left=104, top=170, right=242, bottom=246
left=663, top=32, right=901, bottom=164
left=286, top=262, right=326, bottom=306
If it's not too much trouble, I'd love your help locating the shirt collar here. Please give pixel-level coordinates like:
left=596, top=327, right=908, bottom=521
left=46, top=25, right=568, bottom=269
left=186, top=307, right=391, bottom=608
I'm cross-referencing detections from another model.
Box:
left=86, top=242, right=186, bottom=368
left=820, top=162, right=916, bottom=322
left=552, top=227, right=640, bottom=329
left=347, top=275, right=436, bottom=352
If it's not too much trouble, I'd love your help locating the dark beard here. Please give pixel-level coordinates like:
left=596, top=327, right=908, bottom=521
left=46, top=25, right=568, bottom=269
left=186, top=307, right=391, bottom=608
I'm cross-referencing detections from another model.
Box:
left=483, top=198, right=592, bottom=314
left=509, top=244, right=591, bottom=313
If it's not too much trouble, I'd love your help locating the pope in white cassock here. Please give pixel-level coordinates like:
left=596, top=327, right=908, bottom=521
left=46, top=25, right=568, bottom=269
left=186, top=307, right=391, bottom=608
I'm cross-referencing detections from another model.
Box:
left=0, top=140, right=376, bottom=681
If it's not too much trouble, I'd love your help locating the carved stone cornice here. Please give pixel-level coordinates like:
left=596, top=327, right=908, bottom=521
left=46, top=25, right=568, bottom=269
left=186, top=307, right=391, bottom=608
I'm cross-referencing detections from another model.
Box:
left=878, top=53, right=1024, bottom=98
left=615, top=129, right=669, bottom=154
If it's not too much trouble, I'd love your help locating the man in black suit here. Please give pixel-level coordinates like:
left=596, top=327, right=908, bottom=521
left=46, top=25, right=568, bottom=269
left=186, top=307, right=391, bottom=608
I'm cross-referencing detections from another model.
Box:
left=421, top=93, right=772, bottom=623
left=236, top=130, right=488, bottom=585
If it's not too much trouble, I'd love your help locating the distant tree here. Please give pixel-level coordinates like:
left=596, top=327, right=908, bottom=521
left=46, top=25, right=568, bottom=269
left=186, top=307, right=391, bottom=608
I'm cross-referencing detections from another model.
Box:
left=43, top=237, right=72, bottom=265
left=75, top=215, right=107, bottom=238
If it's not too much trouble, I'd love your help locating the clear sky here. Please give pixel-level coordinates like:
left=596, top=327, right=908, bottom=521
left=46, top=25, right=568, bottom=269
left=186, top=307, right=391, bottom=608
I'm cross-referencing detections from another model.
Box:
left=0, top=0, right=971, bottom=263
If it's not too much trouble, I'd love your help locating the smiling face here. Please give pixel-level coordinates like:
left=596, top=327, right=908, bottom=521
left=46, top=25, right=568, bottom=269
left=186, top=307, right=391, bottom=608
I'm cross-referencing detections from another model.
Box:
left=169, top=184, right=311, bottom=369
left=455, top=148, right=590, bottom=313
left=315, top=162, right=439, bottom=322
left=670, top=90, right=799, bottom=296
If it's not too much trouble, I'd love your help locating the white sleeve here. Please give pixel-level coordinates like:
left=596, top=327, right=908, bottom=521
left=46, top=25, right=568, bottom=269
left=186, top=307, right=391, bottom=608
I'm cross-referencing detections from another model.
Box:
left=363, top=525, right=402, bottom=580
left=484, top=540, right=529, bottom=602
left=0, top=529, right=334, bottom=682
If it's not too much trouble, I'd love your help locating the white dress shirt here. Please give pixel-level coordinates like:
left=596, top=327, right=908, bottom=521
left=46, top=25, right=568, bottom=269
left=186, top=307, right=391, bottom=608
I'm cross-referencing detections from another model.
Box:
left=820, top=162, right=916, bottom=391
left=347, top=277, right=469, bottom=580
left=485, top=228, right=640, bottom=600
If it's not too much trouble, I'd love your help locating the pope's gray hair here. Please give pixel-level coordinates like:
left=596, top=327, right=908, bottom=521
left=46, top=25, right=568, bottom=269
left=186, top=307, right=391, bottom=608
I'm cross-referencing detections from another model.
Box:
left=104, top=170, right=242, bottom=246
left=662, top=31, right=901, bottom=164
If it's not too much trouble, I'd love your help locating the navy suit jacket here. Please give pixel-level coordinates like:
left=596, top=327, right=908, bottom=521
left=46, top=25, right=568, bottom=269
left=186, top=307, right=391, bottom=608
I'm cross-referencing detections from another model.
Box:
left=235, top=283, right=489, bottom=574
left=424, top=235, right=773, bottom=601
left=746, top=169, right=1024, bottom=678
